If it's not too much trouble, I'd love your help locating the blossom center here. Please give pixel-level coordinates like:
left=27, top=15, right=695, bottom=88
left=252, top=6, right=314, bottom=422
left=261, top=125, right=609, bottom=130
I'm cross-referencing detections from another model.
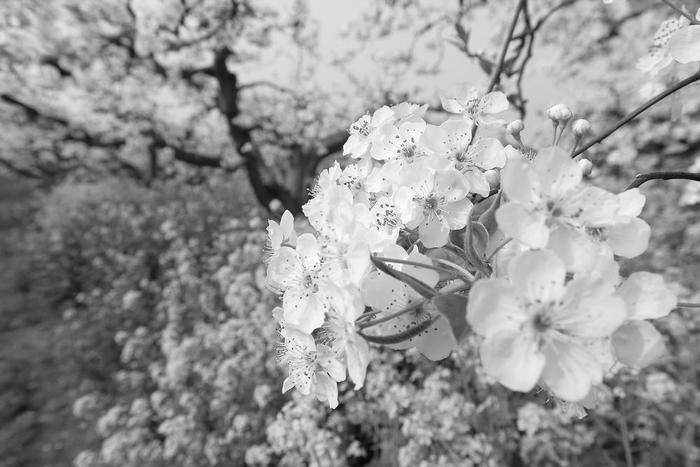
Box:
left=423, top=194, right=440, bottom=213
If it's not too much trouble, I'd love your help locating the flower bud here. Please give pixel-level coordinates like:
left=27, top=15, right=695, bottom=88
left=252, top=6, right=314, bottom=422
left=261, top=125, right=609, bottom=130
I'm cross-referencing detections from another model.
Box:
left=578, top=158, right=593, bottom=176
left=547, top=104, right=573, bottom=123
left=484, top=169, right=500, bottom=188
left=572, top=119, right=592, bottom=138
left=506, top=120, right=524, bottom=136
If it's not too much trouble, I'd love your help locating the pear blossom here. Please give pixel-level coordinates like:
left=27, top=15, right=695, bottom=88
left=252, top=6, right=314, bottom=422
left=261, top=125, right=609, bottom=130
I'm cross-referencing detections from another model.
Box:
left=394, top=163, right=472, bottom=248
left=280, top=325, right=346, bottom=408
left=496, top=147, right=650, bottom=272
left=637, top=16, right=690, bottom=74
left=266, top=209, right=297, bottom=251
left=370, top=118, right=427, bottom=162
left=267, top=234, right=332, bottom=333
left=322, top=286, right=370, bottom=389
left=422, top=119, right=506, bottom=196
left=467, top=250, right=626, bottom=401
left=611, top=272, right=677, bottom=369
left=440, top=86, right=509, bottom=126
left=343, top=106, right=395, bottom=158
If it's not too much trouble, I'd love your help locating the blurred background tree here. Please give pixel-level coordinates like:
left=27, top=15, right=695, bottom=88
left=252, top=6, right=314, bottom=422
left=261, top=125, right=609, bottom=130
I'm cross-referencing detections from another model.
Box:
left=5, top=0, right=696, bottom=214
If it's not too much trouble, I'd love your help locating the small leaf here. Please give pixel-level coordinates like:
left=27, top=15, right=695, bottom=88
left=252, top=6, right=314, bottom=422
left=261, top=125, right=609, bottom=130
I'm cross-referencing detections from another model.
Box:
left=424, top=248, right=469, bottom=280
left=478, top=191, right=502, bottom=235
left=359, top=314, right=439, bottom=345
left=464, top=220, right=491, bottom=275
left=431, top=294, right=469, bottom=340
left=371, top=255, right=437, bottom=298
left=471, top=195, right=497, bottom=220
left=455, top=22, right=470, bottom=45
left=470, top=222, right=490, bottom=258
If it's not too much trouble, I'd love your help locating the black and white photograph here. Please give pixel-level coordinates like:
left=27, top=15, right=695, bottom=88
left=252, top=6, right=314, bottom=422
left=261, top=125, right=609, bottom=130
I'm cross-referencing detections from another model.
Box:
left=1, top=0, right=700, bottom=465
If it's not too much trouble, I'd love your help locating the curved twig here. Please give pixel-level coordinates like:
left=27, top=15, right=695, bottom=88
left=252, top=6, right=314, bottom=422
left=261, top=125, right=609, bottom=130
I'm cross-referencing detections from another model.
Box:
left=626, top=171, right=700, bottom=190
left=574, top=71, right=700, bottom=158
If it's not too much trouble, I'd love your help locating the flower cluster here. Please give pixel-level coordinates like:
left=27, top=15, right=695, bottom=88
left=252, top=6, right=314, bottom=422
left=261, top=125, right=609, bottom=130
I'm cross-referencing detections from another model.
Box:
left=266, top=90, right=680, bottom=411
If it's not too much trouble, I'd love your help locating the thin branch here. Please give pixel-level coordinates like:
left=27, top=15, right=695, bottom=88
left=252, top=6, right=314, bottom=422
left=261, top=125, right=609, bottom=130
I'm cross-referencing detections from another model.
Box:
left=238, top=80, right=294, bottom=94
left=626, top=171, right=700, bottom=190
left=0, top=157, right=41, bottom=179
left=574, top=70, right=700, bottom=157
left=486, top=0, right=526, bottom=93
left=661, top=0, right=698, bottom=24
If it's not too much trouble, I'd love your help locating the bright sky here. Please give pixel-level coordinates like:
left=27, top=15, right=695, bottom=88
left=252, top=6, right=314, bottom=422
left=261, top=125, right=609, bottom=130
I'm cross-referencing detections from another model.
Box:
left=242, top=0, right=646, bottom=138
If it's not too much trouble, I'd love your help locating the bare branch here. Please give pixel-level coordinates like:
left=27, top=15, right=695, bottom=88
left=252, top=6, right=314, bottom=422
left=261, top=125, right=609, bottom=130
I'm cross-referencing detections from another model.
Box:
left=661, top=0, right=699, bottom=24
left=626, top=171, right=700, bottom=190
left=574, top=70, right=700, bottom=157
left=486, top=0, right=525, bottom=93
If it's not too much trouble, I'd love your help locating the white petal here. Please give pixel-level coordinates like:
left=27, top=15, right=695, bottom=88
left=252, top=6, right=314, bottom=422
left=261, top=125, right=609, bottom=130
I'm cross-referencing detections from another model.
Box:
left=317, top=347, right=346, bottom=382
left=362, top=272, right=413, bottom=313
left=615, top=188, right=645, bottom=218
left=533, top=146, right=581, bottom=199
left=441, top=119, right=473, bottom=151
left=441, top=96, right=466, bottom=114
left=509, top=249, right=566, bottom=304
left=555, top=294, right=626, bottom=338
left=480, top=91, right=509, bottom=114
left=471, top=137, right=506, bottom=169
left=283, top=293, right=325, bottom=333
left=541, top=338, right=603, bottom=402
left=434, top=169, right=470, bottom=202
left=606, top=218, right=650, bottom=258
left=467, top=278, right=527, bottom=337
left=346, top=338, right=370, bottom=389
left=612, top=321, right=667, bottom=369
left=463, top=171, right=491, bottom=197
left=480, top=329, right=545, bottom=392
left=282, top=376, right=295, bottom=394
left=441, top=198, right=471, bottom=229
left=501, top=159, right=541, bottom=207
left=669, top=25, right=700, bottom=63
left=546, top=226, right=601, bottom=274
left=421, top=124, right=449, bottom=154
left=295, top=233, right=320, bottom=270
left=404, top=249, right=440, bottom=287
left=314, top=373, right=339, bottom=409
left=616, top=272, right=677, bottom=320
left=496, top=202, right=550, bottom=249
left=417, top=315, right=457, bottom=361
left=418, top=214, right=451, bottom=248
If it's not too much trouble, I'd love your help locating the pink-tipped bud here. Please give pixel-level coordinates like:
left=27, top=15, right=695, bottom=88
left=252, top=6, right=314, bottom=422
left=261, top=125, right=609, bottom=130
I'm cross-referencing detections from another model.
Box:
left=484, top=169, right=500, bottom=188
left=506, top=120, right=524, bottom=136
left=578, top=158, right=593, bottom=176
left=572, top=119, right=592, bottom=138
left=547, top=104, right=573, bottom=123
